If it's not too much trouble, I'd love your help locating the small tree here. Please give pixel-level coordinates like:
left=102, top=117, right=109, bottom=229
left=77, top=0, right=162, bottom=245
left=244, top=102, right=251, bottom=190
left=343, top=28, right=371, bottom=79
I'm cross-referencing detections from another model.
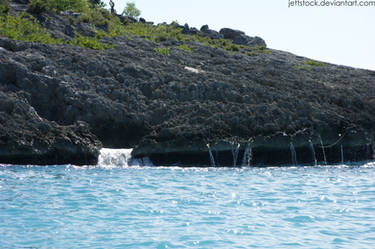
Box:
left=122, top=2, right=141, bottom=20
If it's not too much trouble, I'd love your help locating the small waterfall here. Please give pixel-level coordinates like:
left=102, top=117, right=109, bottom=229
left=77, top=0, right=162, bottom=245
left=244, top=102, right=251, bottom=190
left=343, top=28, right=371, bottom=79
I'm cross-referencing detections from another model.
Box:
left=241, top=143, right=252, bottom=167
left=366, top=144, right=372, bottom=158
left=231, top=143, right=240, bottom=167
left=98, top=148, right=153, bottom=167
left=367, top=143, right=374, bottom=159
left=207, top=144, right=216, bottom=167
left=309, top=140, right=317, bottom=166
left=340, top=145, right=344, bottom=164
left=320, top=137, right=328, bottom=165
left=290, top=142, right=298, bottom=166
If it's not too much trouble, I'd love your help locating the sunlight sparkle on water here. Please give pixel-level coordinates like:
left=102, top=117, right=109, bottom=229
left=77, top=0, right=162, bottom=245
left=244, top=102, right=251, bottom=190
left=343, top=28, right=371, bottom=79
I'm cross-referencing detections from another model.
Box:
left=0, top=163, right=375, bottom=248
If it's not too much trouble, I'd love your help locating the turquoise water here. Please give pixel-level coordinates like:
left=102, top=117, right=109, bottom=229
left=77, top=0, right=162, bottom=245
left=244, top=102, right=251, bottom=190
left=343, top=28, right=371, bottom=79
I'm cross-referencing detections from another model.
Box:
left=1, top=163, right=375, bottom=248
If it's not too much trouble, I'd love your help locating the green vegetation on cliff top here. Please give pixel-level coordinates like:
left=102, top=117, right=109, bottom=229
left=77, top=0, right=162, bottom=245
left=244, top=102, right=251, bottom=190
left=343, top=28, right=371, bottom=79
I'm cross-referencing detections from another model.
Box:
left=0, top=12, right=60, bottom=44
left=0, top=13, right=111, bottom=49
left=27, top=0, right=88, bottom=14
left=0, top=0, right=271, bottom=54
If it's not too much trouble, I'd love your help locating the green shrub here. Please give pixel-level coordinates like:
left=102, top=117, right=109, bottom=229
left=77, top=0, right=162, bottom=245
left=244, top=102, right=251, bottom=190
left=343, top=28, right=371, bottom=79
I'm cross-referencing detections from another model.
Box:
left=304, top=59, right=324, bottom=67
left=122, top=23, right=182, bottom=43
left=0, top=12, right=111, bottom=50
left=246, top=51, right=258, bottom=56
left=122, top=2, right=141, bottom=20
left=0, top=13, right=62, bottom=44
left=51, top=0, right=88, bottom=12
left=28, top=0, right=89, bottom=14
left=69, top=33, right=112, bottom=50
left=259, top=49, right=271, bottom=54
left=27, top=0, right=48, bottom=14
left=76, top=12, right=92, bottom=23
left=154, top=33, right=168, bottom=42
left=170, top=20, right=179, bottom=27
left=254, top=45, right=266, bottom=50
left=106, top=17, right=129, bottom=38
left=77, top=6, right=109, bottom=26
left=224, top=43, right=240, bottom=52
left=68, top=15, right=75, bottom=24
left=252, top=45, right=271, bottom=54
left=178, top=44, right=192, bottom=52
left=121, top=22, right=270, bottom=55
left=71, top=5, right=127, bottom=38
left=154, top=47, right=169, bottom=56
left=92, top=8, right=110, bottom=26
left=294, top=65, right=312, bottom=71
left=0, top=0, right=10, bottom=15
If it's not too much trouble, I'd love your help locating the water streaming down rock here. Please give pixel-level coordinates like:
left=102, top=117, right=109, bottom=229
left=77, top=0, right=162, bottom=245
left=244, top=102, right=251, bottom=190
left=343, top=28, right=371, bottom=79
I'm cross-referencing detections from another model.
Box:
left=341, top=145, right=344, bottom=164
left=367, top=143, right=374, bottom=160
left=98, top=148, right=153, bottom=167
left=290, top=142, right=298, bottom=166
left=231, top=143, right=240, bottom=167
left=320, top=137, right=328, bottom=165
left=309, top=140, right=317, bottom=166
left=241, top=143, right=252, bottom=167
left=369, top=137, right=375, bottom=160
left=206, top=144, right=216, bottom=167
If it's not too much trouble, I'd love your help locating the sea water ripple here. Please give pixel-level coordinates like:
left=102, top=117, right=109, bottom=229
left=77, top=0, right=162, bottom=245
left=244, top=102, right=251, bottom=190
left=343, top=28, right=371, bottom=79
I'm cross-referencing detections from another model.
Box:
left=1, top=163, right=375, bottom=248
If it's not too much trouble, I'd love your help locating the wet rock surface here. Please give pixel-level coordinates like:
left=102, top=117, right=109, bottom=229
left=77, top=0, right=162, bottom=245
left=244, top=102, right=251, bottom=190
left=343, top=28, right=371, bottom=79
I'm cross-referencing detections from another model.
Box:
left=0, top=3, right=374, bottom=166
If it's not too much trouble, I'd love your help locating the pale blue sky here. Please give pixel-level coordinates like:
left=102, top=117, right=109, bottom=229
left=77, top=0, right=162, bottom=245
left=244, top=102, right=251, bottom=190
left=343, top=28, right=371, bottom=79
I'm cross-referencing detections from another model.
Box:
left=104, top=0, right=374, bottom=70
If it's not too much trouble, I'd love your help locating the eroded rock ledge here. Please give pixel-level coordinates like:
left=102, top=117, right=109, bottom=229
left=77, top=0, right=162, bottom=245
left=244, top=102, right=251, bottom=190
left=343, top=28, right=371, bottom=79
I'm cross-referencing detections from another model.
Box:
left=133, top=130, right=374, bottom=167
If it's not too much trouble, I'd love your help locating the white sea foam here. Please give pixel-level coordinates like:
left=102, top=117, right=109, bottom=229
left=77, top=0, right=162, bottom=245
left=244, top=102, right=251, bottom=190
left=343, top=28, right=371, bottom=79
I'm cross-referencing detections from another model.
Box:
left=98, top=148, right=154, bottom=168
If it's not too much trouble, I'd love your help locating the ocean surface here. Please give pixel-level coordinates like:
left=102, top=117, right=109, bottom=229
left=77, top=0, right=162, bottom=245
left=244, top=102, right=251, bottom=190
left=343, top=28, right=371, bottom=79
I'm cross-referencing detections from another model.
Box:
left=1, top=161, right=375, bottom=248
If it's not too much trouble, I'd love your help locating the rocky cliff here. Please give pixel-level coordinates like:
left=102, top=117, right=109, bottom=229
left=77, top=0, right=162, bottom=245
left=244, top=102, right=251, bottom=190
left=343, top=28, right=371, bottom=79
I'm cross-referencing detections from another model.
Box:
left=0, top=1, right=374, bottom=166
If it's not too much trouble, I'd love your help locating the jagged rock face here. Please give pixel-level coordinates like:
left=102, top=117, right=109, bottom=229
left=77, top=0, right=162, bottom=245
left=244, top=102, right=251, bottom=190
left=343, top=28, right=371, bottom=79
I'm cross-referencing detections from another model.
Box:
left=219, top=28, right=266, bottom=47
left=220, top=28, right=245, bottom=39
left=0, top=91, right=101, bottom=165
left=0, top=5, right=374, bottom=166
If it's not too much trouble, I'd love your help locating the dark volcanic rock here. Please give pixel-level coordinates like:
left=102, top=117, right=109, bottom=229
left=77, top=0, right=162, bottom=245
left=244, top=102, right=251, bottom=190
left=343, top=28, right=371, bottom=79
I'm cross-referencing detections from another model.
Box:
left=199, top=25, right=224, bottom=39
left=0, top=91, right=101, bottom=165
left=248, top=36, right=266, bottom=47
left=220, top=28, right=266, bottom=47
left=220, top=28, right=245, bottom=39
left=180, top=23, right=190, bottom=34
left=0, top=4, right=374, bottom=166
left=13, top=0, right=30, bottom=3
left=200, top=24, right=209, bottom=32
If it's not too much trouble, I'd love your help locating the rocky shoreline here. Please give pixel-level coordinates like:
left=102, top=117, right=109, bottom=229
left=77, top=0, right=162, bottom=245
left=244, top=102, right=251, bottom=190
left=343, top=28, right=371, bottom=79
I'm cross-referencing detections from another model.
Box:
left=1, top=1, right=374, bottom=166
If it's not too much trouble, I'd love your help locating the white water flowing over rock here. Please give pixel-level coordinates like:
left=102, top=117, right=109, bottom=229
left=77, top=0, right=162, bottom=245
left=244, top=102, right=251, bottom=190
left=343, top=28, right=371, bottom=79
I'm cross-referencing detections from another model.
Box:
left=98, top=148, right=154, bottom=167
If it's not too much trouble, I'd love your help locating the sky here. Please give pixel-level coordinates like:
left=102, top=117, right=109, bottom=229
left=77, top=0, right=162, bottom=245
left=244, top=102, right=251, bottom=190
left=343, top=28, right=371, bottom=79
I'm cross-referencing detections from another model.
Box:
left=104, top=0, right=374, bottom=71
